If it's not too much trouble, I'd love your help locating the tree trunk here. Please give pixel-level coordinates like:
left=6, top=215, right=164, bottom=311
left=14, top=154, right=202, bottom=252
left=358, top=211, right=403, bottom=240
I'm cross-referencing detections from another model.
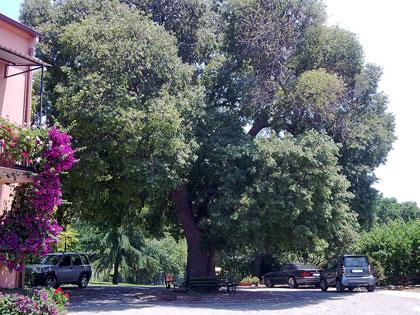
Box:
left=253, top=254, right=263, bottom=278
left=112, top=257, right=120, bottom=285
left=171, top=186, right=215, bottom=279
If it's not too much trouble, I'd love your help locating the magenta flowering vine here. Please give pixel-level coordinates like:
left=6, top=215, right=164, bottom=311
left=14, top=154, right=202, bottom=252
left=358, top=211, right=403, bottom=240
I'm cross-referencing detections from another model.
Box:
left=0, top=127, right=77, bottom=270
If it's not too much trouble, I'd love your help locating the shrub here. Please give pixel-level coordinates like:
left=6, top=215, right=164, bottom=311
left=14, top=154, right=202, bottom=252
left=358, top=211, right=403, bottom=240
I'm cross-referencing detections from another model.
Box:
left=355, top=219, right=420, bottom=285
left=0, top=288, right=68, bottom=315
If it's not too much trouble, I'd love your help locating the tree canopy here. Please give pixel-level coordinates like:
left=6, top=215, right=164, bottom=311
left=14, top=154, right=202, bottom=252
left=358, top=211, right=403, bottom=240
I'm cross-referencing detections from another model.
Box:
left=373, top=195, right=420, bottom=225
left=21, top=0, right=395, bottom=278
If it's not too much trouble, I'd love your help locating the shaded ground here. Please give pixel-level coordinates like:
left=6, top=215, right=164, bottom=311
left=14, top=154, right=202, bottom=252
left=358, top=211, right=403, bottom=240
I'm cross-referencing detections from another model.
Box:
left=65, top=284, right=420, bottom=314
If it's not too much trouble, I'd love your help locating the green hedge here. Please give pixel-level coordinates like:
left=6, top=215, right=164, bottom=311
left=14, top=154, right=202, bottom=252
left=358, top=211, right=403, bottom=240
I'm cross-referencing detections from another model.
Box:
left=355, top=220, right=420, bottom=285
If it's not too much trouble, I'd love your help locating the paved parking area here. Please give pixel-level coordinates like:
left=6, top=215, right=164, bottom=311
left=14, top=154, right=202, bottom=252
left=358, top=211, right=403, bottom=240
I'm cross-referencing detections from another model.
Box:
left=66, top=285, right=420, bottom=315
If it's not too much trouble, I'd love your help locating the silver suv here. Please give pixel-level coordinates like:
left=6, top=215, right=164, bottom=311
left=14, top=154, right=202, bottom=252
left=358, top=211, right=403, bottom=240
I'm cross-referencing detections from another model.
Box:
left=26, top=252, right=92, bottom=289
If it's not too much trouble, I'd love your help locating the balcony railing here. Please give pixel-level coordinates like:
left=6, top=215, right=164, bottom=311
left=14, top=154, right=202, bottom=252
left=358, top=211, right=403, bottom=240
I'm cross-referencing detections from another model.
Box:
left=0, top=118, right=43, bottom=184
left=0, top=152, right=35, bottom=184
left=0, top=146, right=34, bottom=170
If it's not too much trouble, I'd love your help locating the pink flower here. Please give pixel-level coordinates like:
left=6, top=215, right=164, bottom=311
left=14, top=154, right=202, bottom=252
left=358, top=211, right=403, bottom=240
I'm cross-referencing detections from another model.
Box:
left=0, top=125, right=76, bottom=270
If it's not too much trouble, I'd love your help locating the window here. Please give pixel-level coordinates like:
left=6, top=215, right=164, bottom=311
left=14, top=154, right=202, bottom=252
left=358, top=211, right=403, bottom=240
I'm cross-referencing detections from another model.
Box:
left=81, top=254, right=90, bottom=265
left=326, top=260, right=336, bottom=271
left=344, top=256, right=368, bottom=267
left=59, top=255, right=71, bottom=267
left=71, top=255, right=82, bottom=266
left=294, top=264, right=317, bottom=270
left=34, top=255, right=61, bottom=265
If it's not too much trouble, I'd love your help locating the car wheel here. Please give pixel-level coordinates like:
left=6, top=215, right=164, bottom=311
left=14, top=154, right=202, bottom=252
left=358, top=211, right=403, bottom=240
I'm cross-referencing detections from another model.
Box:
left=336, top=279, right=344, bottom=293
left=264, top=278, right=274, bottom=288
left=288, top=277, right=298, bottom=289
left=367, top=285, right=375, bottom=292
left=78, top=274, right=89, bottom=289
left=45, top=275, right=57, bottom=289
left=320, top=279, right=328, bottom=292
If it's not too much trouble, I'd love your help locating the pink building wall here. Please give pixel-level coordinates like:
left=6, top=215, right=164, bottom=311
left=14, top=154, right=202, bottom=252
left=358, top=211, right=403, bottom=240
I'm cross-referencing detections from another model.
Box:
left=0, top=17, right=36, bottom=126
left=0, top=15, right=39, bottom=289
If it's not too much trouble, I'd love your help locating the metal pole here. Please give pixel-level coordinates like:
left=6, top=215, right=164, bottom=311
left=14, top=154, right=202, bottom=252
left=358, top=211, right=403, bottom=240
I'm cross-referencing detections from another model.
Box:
left=39, top=66, right=44, bottom=126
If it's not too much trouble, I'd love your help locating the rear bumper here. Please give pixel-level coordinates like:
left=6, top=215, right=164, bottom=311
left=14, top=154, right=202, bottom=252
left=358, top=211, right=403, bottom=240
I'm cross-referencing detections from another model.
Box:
left=341, top=275, right=375, bottom=287
left=296, top=276, right=320, bottom=285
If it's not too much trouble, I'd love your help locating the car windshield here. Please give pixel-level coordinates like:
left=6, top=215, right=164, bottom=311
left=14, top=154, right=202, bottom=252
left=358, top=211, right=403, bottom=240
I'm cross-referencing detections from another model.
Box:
left=344, top=256, right=368, bottom=267
left=293, top=264, right=318, bottom=270
left=33, top=255, right=61, bottom=265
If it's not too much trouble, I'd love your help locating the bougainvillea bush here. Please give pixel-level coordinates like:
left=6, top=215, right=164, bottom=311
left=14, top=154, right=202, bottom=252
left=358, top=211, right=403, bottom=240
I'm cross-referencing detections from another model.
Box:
left=0, top=288, right=69, bottom=315
left=0, top=118, right=77, bottom=270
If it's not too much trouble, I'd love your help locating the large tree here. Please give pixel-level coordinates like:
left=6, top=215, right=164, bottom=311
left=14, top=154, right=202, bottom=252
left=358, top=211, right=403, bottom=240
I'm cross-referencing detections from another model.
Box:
left=22, top=0, right=395, bottom=278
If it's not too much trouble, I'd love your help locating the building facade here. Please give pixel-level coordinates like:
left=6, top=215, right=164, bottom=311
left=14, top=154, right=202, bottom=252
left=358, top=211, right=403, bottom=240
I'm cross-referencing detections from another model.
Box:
left=0, top=13, right=48, bottom=288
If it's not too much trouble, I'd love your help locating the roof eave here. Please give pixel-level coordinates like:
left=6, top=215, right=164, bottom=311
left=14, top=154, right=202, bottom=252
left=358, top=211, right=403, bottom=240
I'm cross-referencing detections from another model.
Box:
left=0, top=12, right=42, bottom=38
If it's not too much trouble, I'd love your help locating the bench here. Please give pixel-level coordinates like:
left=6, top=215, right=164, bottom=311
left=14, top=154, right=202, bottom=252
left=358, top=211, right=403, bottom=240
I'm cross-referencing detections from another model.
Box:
left=188, top=277, right=237, bottom=293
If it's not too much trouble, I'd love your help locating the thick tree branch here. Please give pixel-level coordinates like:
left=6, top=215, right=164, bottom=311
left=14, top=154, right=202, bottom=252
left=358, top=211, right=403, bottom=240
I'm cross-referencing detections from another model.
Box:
left=247, top=115, right=269, bottom=138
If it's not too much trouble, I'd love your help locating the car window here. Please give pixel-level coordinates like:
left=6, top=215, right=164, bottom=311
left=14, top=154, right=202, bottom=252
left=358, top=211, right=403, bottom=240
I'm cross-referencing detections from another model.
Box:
left=71, top=255, right=82, bottom=266
left=59, top=255, right=71, bottom=267
left=34, top=255, right=61, bottom=265
left=326, top=260, right=336, bottom=271
left=81, top=254, right=90, bottom=265
left=294, top=264, right=317, bottom=270
left=344, top=256, right=368, bottom=267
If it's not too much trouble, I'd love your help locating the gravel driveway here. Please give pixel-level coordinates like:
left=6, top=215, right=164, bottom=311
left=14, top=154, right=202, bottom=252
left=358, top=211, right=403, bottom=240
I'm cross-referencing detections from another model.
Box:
left=65, top=285, right=420, bottom=315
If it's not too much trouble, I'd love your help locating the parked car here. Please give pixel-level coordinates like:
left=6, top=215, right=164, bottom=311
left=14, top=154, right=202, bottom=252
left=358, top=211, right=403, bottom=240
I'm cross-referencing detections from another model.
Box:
left=26, top=252, right=92, bottom=289
left=320, top=255, right=375, bottom=292
left=263, top=263, right=321, bottom=288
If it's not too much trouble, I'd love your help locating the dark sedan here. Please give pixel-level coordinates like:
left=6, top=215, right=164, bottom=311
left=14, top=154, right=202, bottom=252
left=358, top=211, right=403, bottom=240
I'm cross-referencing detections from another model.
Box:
left=263, top=263, right=321, bottom=288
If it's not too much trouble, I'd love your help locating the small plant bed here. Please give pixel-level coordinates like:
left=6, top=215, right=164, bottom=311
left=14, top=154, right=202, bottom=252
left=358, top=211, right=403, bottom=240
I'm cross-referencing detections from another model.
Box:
left=0, top=287, right=69, bottom=314
left=239, top=276, right=260, bottom=287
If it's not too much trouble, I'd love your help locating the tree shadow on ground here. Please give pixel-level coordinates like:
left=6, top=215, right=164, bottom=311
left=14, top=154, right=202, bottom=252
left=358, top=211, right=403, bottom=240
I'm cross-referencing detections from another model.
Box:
left=65, top=285, right=155, bottom=313
left=64, top=285, right=366, bottom=313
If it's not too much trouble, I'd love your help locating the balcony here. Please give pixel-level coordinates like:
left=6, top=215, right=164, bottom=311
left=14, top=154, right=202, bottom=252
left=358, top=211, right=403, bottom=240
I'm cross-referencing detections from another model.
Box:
left=0, top=118, right=46, bottom=184
left=0, top=154, right=35, bottom=184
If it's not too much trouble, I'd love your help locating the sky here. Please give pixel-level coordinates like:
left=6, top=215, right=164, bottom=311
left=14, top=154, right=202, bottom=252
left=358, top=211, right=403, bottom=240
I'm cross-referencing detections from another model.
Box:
left=0, top=1, right=20, bottom=20
left=325, top=0, right=420, bottom=205
left=1, top=0, right=419, bottom=204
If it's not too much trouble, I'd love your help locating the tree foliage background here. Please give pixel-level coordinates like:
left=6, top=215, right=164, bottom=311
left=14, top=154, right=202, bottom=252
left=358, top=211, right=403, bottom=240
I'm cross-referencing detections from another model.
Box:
left=21, top=0, right=397, bottom=279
